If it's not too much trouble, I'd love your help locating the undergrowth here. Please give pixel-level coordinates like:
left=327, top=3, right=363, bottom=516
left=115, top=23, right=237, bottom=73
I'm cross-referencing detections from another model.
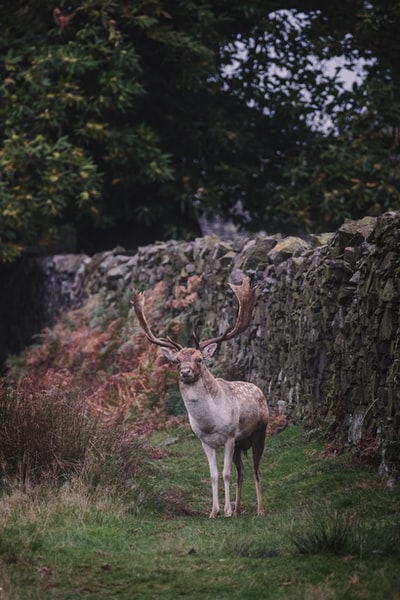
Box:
left=0, top=384, right=156, bottom=491
left=4, top=279, right=197, bottom=421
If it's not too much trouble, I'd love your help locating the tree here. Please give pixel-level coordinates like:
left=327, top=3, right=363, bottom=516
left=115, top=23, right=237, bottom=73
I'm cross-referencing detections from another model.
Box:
left=0, top=0, right=176, bottom=260
left=1, top=0, right=276, bottom=259
left=216, top=3, right=400, bottom=232
left=1, top=0, right=400, bottom=261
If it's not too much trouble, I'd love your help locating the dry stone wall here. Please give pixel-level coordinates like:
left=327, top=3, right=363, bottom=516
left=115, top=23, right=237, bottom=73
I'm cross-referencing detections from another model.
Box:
left=3, top=212, right=400, bottom=481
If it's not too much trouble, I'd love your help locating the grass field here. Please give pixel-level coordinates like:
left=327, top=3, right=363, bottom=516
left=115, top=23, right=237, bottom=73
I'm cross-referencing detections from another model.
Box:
left=1, top=425, right=400, bottom=599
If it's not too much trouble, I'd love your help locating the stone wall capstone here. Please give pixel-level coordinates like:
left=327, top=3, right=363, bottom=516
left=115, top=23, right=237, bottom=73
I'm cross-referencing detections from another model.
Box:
left=2, top=212, right=399, bottom=481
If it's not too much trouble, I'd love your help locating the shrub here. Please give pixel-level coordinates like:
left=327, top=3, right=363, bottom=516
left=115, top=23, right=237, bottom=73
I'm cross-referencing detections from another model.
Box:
left=0, top=385, right=94, bottom=483
left=0, top=384, right=151, bottom=489
left=7, top=281, right=181, bottom=421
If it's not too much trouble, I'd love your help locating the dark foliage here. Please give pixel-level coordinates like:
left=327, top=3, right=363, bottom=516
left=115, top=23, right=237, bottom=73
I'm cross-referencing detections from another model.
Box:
left=1, top=1, right=400, bottom=260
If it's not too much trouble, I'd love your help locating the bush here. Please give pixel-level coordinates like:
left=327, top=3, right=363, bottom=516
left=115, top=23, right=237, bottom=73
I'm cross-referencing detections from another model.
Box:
left=0, top=384, right=151, bottom=489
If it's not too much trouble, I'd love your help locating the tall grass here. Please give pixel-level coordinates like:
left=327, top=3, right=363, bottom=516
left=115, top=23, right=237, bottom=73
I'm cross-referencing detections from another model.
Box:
left=289, top=505, right=353, bottom=555
left=0, top=384, right=153, bottom=492
left=289, top=503, right=400, bottom=558
left=0, top=385, right=94, bottom=483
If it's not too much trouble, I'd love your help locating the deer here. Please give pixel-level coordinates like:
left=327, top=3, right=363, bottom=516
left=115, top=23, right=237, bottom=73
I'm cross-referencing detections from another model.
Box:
left=132, top=277, right=269, bottom=518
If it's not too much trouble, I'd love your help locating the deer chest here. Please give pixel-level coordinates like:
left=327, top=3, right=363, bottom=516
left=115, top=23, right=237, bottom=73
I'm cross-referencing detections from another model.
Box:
left=185, top=403, right=237, bottom=448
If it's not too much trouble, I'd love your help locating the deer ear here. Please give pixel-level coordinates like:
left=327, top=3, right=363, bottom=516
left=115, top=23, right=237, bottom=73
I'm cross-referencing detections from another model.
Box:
left=202, top=343, right=218, bottom=359
left=160, top=347, right=179, bottom=363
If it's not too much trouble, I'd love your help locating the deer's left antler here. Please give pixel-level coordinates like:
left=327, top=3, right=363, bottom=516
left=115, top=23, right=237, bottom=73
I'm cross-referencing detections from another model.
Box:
left=198, top=277, right=256, bottom=350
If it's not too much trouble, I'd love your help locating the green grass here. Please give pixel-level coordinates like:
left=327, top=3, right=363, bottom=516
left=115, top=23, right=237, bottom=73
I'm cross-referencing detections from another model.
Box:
left=1, top=426, right=400, bottom=599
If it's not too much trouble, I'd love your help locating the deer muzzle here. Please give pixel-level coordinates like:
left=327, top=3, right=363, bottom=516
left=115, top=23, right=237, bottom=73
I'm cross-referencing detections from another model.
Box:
left=179, top=366, right=198, bottom=383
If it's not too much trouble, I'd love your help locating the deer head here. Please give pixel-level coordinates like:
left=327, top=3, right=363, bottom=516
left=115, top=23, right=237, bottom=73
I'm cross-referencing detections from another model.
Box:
left=131, top=277, right=256, bottom=383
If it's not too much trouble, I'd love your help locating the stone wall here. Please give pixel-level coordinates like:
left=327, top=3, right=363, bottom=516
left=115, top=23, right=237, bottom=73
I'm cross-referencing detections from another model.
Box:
left=2, top=212, right=399, bottom=480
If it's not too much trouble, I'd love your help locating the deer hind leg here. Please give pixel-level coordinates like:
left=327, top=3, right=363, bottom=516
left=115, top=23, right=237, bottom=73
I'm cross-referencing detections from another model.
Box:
left=201, top=441, right=220, bottom=518
left=232, top=445, right=244, bottom=517
left=252, top=428, right=266, bottom=516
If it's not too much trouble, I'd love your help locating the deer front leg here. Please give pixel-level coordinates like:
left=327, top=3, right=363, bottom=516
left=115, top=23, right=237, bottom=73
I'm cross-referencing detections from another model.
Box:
left=222, top=438, right=235, bottom=517
left=201, top=442, right=219, bottom=518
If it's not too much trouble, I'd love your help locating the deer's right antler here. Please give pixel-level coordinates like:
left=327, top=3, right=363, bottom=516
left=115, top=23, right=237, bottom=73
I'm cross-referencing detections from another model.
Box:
left=131, top=290, right=182, bottom=351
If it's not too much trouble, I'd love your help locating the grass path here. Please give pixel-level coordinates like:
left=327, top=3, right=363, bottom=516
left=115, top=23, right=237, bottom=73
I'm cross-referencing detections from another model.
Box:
left=1, top=426, right=399, bottom=599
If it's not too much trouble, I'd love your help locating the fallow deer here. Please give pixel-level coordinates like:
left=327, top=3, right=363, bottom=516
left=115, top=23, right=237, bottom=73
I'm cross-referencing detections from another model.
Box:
left=132, top=277, right=269, bottom=517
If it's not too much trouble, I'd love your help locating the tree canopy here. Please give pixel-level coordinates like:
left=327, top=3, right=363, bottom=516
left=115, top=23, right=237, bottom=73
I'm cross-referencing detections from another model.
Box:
left=1, top=0, right=400, bottom=261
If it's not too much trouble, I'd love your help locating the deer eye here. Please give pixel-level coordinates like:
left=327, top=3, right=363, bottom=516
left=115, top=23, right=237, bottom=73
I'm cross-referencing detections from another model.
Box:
left=195, top=357, right=203, bottom=364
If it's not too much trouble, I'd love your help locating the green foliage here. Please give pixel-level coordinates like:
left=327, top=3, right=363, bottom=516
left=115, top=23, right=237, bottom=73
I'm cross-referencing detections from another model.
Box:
left=218, top=5, right=400, bottom=233
left=0, top=0, right=175, bottom=260
left=165, top=386, right=186, bottom=416
left=1, top=1, right=400, bottom=260
left=267, top=102, right=400, bottom=232
left=0, top=133, right=102, bottom=259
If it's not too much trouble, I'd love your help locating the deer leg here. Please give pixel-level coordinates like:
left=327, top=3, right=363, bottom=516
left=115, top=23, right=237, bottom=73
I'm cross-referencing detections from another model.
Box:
left=222, top=437, right=235, bottom=517
left=252, top=428, right=266, bottom=516
left=201, top=441, right=220, bottom=518
left=232, top=446, right=244, bottom=517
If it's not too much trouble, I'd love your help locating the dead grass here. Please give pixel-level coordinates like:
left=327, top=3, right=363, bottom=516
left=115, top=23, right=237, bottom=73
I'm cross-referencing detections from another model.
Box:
left=0, top=385, right=95, bottom=483
left=0, top=384, right=155, bottom=488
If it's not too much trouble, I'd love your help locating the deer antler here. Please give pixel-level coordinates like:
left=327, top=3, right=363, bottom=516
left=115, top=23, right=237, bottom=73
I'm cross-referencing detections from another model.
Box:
left=131, top=290, right=182, bottom=351
left=132, top=277, right=256, bottom=352
left=199, top=277, right=256, bottom=350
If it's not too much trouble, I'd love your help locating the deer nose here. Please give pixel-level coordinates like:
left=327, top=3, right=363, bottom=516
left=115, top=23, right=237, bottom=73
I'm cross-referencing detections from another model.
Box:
left=180, top=367, right=193, bottom=379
